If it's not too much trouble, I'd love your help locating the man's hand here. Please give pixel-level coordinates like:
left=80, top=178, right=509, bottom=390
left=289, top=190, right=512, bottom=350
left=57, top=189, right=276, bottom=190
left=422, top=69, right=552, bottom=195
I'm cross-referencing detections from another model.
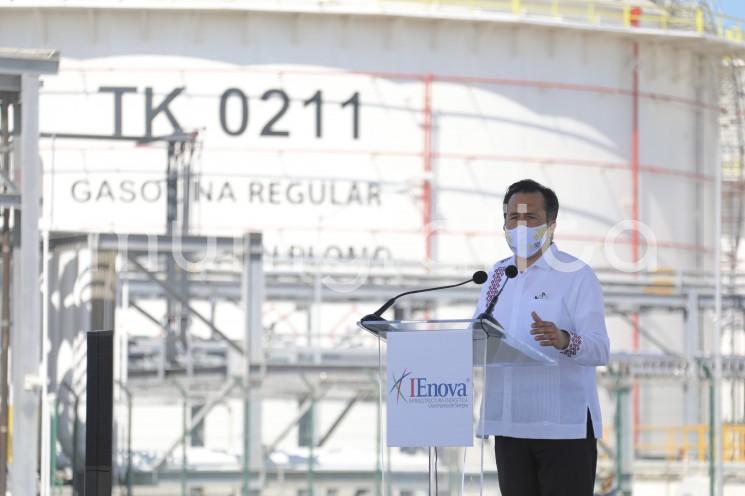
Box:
left=530, top=311, right=569, bottom=350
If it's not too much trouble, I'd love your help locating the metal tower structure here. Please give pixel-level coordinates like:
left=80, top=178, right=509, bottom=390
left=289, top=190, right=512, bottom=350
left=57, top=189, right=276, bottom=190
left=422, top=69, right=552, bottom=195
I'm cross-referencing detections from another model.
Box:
left=0, top=48, right=59, bottom=496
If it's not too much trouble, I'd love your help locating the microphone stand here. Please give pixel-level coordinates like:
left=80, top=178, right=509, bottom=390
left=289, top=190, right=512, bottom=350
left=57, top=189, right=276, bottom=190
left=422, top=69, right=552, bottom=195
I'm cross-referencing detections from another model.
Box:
left=476, top=265, right=518, bottom=329
left=359, top=271, right=487, bottom=334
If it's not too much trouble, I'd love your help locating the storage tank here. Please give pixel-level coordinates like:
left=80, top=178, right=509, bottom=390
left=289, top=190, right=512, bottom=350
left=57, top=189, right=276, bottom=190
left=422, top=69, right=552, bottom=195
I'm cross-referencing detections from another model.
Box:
left=0, top=2, right=719, bottom=271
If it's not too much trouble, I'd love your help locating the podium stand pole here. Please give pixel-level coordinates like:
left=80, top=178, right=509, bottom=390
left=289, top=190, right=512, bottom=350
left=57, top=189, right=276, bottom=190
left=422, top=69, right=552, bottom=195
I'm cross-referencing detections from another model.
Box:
left=428, top=447, right=435, bottom=494
left=377, top=332, right=387, bottom=496
left=478, top=330, right=488, bottom=496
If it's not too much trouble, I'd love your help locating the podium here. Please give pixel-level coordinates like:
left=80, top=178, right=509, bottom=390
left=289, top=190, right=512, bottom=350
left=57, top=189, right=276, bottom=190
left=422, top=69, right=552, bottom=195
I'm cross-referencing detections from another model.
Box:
left=358, top=317, right=556, bottom=495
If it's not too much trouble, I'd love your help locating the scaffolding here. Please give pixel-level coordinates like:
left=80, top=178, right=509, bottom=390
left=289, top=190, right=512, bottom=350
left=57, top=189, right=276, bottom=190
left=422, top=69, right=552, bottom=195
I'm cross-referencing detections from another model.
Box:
left=37, top=229, right=745, bottom=495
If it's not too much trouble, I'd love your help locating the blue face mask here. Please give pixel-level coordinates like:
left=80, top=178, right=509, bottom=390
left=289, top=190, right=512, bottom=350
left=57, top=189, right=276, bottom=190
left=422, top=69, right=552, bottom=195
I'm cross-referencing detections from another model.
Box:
left=504, top=224, right=549, bottom=258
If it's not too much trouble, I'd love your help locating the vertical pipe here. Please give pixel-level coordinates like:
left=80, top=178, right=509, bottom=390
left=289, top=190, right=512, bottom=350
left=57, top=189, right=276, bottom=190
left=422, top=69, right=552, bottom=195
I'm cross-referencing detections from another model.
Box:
left=386, top=444, right=392, bottom=496
left=704, top=365, right=715, bottom=496
left=612, top=370, right=633, bottom=496
left=631, top=41, right=641, bottom=447
left=40, top=217, right=50, bottom=496
left=0, top=94, right=12, bottom=496
left=127, top=390, right=132, bottom=496
left=163, top=141, right=177, bottom=381
left=117, top=381, right=133, bottom=496
left=178, top=140, right=193, bottom=378
left=182, top=393, right=188, bottom=496
left=376, top=339, right=383, bottom=496
left=631, top=40, right=640, bottom=327
left=171, top=382, right=189, bottom=496
left=307, top=400, right=315, bottom=496
left=422, top=74, right=433, bottom=262
left=726, top=57, right=745, bottom=428
left=376, top=390, right=382, bottom=496
left=685, top=291, right=701, bottom=452
left=58, top=382, right=80, bottom=496
left=691, top=52, right=705, bottom=439
left=73, top=395, right=79, bottom=496
left=50, top=395, right=58, bottom=495
left=179, top=140, right=192, bottom=235
left=714, top=87, right=724, bottom=495
left=175, top=384, right=188, bottom=496
left=614, top=382, right=623, bottom=494
left=242, top=391, right=250, bottom=496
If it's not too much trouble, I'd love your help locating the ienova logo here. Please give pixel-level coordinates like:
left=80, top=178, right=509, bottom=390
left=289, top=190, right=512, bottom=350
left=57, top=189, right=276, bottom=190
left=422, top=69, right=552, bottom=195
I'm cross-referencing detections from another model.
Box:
left=390, top=369, right=469, bottom=409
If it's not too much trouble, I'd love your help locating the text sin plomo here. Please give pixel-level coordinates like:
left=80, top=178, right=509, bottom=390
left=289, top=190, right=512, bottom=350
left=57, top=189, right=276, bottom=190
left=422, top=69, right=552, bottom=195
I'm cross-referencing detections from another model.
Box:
left=69, top=178, right=383, bottom=206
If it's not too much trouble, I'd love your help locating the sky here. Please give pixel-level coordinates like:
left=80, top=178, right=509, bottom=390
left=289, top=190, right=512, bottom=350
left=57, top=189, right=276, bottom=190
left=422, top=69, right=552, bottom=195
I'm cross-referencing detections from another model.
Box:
left=713, top=0, right=745, bottom=19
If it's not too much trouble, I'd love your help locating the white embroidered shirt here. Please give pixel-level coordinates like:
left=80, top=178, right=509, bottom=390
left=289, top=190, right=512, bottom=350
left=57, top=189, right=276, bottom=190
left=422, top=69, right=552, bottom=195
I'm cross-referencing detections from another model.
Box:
left=474, top=243, right=610, bottom=439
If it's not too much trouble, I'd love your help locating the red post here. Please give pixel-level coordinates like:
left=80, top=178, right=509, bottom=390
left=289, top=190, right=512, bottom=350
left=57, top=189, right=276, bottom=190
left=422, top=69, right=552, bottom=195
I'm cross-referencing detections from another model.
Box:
left=631, top=41, right=641, bottom=445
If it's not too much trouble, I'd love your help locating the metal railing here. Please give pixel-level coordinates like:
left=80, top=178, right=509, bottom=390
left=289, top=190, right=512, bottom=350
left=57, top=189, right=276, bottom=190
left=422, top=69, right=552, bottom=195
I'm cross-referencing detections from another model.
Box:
left=602, top=423, right=745, bottom=462
left=386, top=0, right=745, bottom=43
left=638, top=424, right=745, bottom=463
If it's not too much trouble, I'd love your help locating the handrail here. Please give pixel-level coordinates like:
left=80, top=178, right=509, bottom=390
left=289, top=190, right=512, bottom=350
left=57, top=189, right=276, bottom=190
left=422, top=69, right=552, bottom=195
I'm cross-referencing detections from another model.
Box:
left=386, top=0, right=745, bottom=44
left=625, top=424, right=745, bottom=463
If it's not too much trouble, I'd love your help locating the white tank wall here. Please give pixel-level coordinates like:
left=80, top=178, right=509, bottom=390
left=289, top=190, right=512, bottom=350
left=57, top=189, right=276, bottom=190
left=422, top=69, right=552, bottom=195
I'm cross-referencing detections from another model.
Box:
left=0, top=8, right=719, bottom=271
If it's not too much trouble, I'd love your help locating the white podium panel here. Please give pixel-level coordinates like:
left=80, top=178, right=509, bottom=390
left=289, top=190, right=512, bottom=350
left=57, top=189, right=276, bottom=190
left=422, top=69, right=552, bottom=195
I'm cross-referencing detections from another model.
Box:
left=386, top=330, right=473, bottom=447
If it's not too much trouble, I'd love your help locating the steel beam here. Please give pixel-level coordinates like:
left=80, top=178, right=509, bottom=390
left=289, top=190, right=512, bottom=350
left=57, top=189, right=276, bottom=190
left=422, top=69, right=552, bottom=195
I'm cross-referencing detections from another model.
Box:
left=10, top=73, right=41, bottom=496
left=264, top=385, right=332, bottom=455
left=152, top=379, right=239, bottom=472
left=127, top=254, right=244, bottom=354
left=130, top=301, right=166, bottom=331
left=615, top=312, right=678, bottom=356
left=119, top=270, right=745, bottom=310
left=0, top=74, right=19, bottom=92
left=242, top=232, right=264, bottom=493
left=0, top=51, right=59, bottom=75
left=317, top=396, right=359, bottom=447
left=0, top=193, right=20, bottom=209
left=0, top=169, right=16, bottom=193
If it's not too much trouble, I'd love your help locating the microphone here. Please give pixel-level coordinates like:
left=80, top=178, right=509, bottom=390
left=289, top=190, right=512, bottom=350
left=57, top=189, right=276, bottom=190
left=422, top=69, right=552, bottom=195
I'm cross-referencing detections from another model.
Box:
left=477, top=265, right=518, bottom=324
left=360, top=270, right=488, bottom=323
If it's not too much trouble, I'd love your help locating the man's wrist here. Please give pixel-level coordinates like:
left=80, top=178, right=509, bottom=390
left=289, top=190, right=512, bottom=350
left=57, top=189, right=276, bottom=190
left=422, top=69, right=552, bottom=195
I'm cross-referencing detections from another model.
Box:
left=559, top=330, right=570, bottom=350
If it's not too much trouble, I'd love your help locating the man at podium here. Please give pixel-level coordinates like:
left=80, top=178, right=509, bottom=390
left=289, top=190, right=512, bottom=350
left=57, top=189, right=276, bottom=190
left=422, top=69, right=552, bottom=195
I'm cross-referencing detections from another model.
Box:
left=473, top=179, right=610, bottom=496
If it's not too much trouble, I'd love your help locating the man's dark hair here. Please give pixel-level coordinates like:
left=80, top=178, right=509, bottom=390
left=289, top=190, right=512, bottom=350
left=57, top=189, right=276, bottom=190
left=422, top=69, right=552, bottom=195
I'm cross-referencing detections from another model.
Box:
left=502, top=179, right=559, bottom=223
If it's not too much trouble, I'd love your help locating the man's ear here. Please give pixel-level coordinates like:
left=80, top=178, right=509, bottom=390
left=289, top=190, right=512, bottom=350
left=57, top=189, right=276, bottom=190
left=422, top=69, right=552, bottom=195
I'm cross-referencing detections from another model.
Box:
left=547, top=221, right=557, bottom=240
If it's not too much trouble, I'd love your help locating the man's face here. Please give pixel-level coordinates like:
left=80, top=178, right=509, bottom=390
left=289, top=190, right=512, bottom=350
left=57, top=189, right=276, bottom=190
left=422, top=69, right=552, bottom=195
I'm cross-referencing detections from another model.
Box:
left=503, top=191, right=549, bottom=229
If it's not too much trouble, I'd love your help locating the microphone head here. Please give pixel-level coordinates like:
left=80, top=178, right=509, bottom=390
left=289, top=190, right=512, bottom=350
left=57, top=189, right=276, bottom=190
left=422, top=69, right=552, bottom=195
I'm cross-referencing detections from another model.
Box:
left=505, top=265, right=518, bottom=278
left=472, top=270, right=488, bottom=284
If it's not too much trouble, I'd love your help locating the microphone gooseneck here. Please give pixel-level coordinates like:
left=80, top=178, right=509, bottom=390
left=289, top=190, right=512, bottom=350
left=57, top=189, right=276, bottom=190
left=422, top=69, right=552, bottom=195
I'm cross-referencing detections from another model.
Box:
left=360, top=270, right=488, bottom=323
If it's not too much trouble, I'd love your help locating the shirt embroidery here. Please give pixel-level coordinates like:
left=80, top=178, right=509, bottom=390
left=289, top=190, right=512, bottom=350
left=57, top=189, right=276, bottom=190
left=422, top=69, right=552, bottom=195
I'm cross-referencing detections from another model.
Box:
left=485, top=266, right=506, bottom=307
left=560, top=332, right=582, bottom=358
